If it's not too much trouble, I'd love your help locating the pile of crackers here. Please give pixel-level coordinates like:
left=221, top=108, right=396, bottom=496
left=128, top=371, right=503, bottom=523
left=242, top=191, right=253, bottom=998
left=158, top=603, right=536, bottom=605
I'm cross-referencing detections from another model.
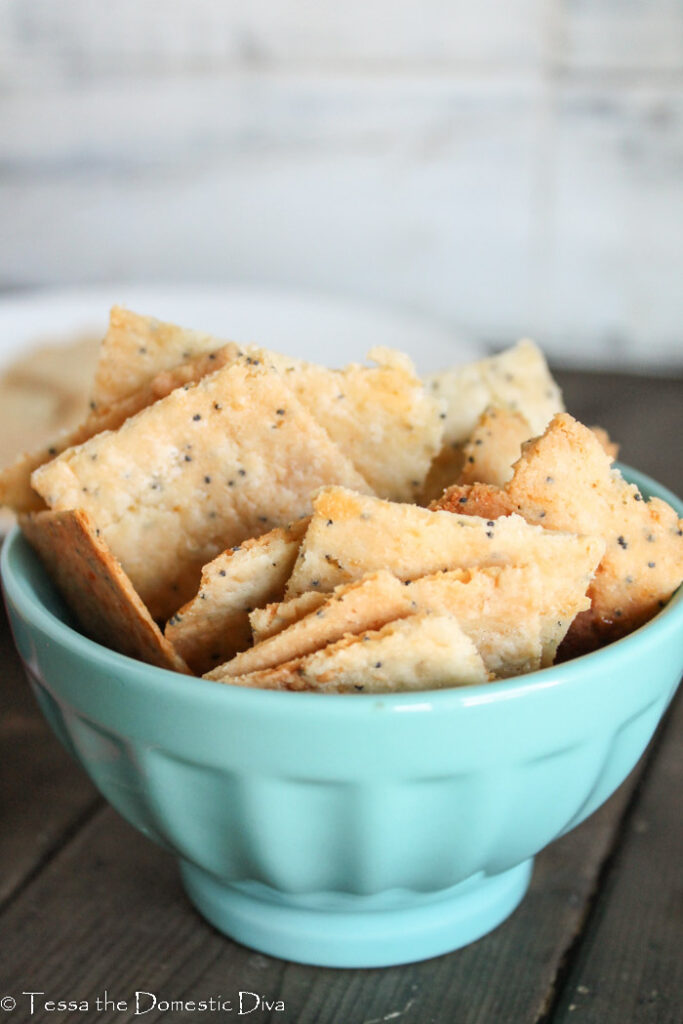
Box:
left=2, top=307, right=682, bottom=693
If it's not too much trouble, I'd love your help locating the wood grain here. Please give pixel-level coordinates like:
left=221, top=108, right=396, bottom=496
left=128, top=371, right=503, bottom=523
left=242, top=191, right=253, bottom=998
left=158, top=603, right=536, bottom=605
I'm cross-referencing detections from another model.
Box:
left=550, top=687, right=683, bottom=1024
left=0, top=597, right=99, bottom=909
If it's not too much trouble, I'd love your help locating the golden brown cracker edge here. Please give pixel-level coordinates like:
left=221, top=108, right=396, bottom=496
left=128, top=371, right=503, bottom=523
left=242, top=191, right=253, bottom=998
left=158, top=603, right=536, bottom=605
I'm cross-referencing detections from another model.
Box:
left=20, top=508, right=190, bottom=673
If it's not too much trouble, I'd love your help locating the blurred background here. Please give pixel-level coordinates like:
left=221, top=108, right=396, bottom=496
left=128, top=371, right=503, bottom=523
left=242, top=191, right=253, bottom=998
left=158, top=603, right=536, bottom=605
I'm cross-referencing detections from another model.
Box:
left=0, top=0, right=681, bottom=371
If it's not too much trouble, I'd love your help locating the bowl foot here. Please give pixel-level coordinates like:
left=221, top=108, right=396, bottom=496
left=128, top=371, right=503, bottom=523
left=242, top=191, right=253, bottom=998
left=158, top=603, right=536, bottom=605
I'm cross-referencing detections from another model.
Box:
left=179, top=859, right=533, bottom=968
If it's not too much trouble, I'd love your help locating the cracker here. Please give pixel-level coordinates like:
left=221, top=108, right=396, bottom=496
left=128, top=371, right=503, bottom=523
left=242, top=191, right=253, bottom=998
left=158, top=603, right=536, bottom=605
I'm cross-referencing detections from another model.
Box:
left=90, top=306, right=241, bottom=410
left=0, top=343, right=243, bottom=515
left=507, top=413, right=683, bottom=646
left=20, top=509, right=189, bottom=673
left=214, top=561, right=578, bottom=681
left=208, top=570, right=409, bottom=679
left=426, top=339, right=564, bottom=447
left=93, top=308, right=443, bottom=500
left=421, top=340, right=564, bottom=502
left=249, top=589, right=326, bottom=644
left=266, top=346, right=444, bottom=501
left=32, top=357, right=371, bottom=621
left=208, top=612, right=490, bottom=693
left=459, top=406, right=532, bottom=487
left=165, top=519, right=308, bottom=675
left=285, top=486, right=604, bottom=605
left=435, top=414, right=683, bottom=650
left=407, top=564, right=586, bottom=673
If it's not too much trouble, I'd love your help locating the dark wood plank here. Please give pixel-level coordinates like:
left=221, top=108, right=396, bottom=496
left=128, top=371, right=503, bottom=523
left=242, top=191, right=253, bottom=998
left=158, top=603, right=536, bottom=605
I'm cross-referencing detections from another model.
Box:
left=0, top=715, right=665, bottom=1024
left=0, top=596, right=100, bottom=908
left=548, top=681, right=683, bottom=1024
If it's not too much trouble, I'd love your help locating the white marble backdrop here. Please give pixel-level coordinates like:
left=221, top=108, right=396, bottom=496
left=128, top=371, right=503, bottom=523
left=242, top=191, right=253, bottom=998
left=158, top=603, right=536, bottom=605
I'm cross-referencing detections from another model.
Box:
left=0, top=1, right=681, bottom=369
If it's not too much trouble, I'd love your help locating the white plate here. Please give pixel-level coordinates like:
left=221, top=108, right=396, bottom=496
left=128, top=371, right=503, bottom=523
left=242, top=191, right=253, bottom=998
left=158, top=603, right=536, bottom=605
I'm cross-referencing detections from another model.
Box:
left=0, top=284, right=481, bottom=374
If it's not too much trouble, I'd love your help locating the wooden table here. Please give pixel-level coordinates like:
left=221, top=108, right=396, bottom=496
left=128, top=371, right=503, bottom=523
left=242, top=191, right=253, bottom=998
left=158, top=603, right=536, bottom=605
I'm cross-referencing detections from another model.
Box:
left=1, top=369, right=681, bottom=1024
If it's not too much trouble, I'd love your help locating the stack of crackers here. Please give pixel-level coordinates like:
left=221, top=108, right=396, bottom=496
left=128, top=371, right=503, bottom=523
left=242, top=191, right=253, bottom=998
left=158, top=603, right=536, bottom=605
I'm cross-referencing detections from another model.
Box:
left=2, top=308, right=681, bottom=692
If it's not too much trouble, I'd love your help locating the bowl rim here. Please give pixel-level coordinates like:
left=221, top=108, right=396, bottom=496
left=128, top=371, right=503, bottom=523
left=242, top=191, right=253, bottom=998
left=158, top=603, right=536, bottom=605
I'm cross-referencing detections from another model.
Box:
left=2, top=462, right=682, bottom=718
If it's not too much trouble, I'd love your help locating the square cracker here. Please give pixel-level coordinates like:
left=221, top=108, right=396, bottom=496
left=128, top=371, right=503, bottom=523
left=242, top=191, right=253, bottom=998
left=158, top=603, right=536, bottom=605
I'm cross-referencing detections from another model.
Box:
left=32, top=357, right=371, bottom=621
left=165, top=519, right=308, bottom=675
left=20, top=509, right=189, bottom=673
left=208, top=612, right=490, bottom=694
left=285, top=486, right=604, bottom=606
left=0, top=343, right=243, bottom=515
left=434, top=413, right=683, bottom=650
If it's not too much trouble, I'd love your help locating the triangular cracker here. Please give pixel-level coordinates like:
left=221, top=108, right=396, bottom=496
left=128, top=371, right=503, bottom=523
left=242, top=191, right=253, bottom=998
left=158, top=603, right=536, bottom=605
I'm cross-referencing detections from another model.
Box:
left=508, top=413, right=683, bottom=646
left=165, top=519, right=308, bottom=675
left=208, top=612, right=490, bottom=693
left=20, top=509, right=189, bottom=673
left=285, top=486, right=605, bottom=605
left=32, top=357, right=371, bottom=621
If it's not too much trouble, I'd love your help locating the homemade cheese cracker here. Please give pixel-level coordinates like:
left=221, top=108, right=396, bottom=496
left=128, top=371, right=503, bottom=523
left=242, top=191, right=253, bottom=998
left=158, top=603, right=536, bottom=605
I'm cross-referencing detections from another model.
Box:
left=20, top=508, right=189, bottom=673
left=90, top=306, right=239, bottom=410
left=91, top=308, right=443, bottom=500
left=32, top=357, right=371, bottom=621
left=285, top=486, right=604, bottom=603
left=0, top=343, right=243, bottom=515
left=267, top=347, right=444, bottom=501
left=457, top=411, right=619, bottom=494
left=209, top=570, right=410, bottom=679
left=212, top=561, right=583, bottom=681
left=434, top=413, right=683, bottom=651
left=427, top=339, right=564, bottom=445
left=14, top=308, right=682, bottom=692
left=165, top=519, right=308, bottom=675
left=422, top=340, right=564, bottom=500
left=209, top=612, right=490, bottom=693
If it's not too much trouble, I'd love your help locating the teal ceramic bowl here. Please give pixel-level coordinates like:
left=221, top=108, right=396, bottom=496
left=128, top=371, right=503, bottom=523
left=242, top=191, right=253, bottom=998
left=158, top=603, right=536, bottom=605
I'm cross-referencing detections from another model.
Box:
left=2, top=466, right=682, bottom=968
